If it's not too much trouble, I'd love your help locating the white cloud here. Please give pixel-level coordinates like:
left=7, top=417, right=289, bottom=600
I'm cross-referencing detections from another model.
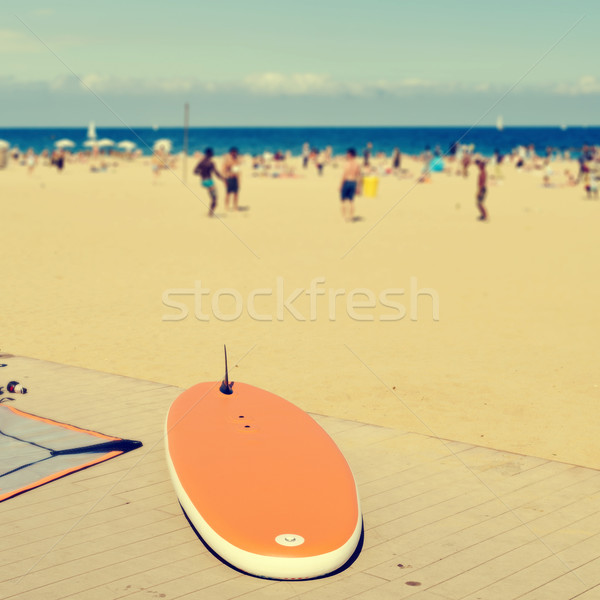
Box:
left=240, top=73, right=470, bottom=97
left=0, top=29, right=42, bottom=54
left=81, top=74, right=195, bottom=94
left=397, top=78, right=435, bottom=89
left=16, top=71, right=502, bottom=99
left=242, top=72, right=340, bottom=96
left=554, top=75, right=600, bottom=96
left=47, top=74, right=196, bottom=94
left=30, top=8, right=55, bottom=17
left=49, top=74, right=73, bottom=91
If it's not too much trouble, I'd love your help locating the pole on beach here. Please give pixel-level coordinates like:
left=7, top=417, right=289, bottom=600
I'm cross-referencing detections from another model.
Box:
left=183, top=102, right=189, bottom=183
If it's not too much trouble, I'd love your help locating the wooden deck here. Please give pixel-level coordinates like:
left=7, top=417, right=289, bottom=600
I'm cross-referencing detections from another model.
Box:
left=1, top=355, right=599, bottom=599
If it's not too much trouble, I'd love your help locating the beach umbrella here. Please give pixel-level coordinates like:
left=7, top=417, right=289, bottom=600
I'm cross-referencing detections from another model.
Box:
left=117, top=140, right=136, bottom=151
left=55, top=139, right=75, bottom=149
left=153, top=138, right=172, bottom=153
left=97, top=138, right=114, bottom=148
left=0, top=139, right=10, bottom=149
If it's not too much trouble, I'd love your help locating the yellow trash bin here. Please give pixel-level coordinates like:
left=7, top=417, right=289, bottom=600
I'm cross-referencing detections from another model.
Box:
left=362, top=175, right=379, bottom=198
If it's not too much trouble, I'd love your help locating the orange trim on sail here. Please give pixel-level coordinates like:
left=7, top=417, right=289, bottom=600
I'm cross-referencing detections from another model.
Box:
left=0, top=450, right=122, bottom=503
left=4, top=406, right=119, bottom=441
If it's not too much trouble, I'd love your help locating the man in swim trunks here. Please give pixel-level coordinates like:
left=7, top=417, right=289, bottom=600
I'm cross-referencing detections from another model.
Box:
left=194, top=148, right=225, bottom=217
left=475, top=159, right=488, bottom=221
left=340, top=148, right=361, bottom=222
left=222, top=147, right=241, bottom=211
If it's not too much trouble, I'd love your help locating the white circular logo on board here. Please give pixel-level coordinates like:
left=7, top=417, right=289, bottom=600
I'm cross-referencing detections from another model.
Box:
left=275, top=534, right=305, bottom=547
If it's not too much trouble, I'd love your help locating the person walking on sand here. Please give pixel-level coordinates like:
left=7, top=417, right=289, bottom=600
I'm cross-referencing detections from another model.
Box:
left=26, top=148, right=36, bottom=175
left=194, top=148, right=225, bottom=217
left=462, top=151, right=471, bottom=177
left=302, top=142, right=310, bottom=169
left=392, top=147, right=401, bottom=173
left=222, top=147, right=241, bottom=211
left=475, top=159, right=488, bottom=221
left=151, top=150, right=163, bottom=181
left=51, top=149, right=65, bottom=172
left=316, top=148, right=327, bottom=176
left=363, top=142, right=372, bottom=168
left=340, top=148, right=361, bottom=222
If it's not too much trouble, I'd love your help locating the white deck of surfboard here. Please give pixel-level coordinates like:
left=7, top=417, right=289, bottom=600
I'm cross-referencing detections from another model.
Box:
left=1, top=355, right=599, bottom=600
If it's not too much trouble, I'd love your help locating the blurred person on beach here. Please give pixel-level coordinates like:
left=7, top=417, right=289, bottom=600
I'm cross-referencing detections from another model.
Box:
left=252, top=154, right=264, bottom=174
left=542, top=164, right=554, bottom=187
left=419, top=146, right=433, bottom=183
left=340, top=148, right=361, bottom=222
left=194, top=148, right=225, bottom=217
left=563, top=169, right=577, bottom=186
left=475, top=159, right=488, bottom=221
left=40, top=149, right=49, bottom=163
left=316, top=149, right=326, bottom=176
left=151, top=151, right=164, bottom=181
left=455, top=144, right=464, bottom=175
left=26, top=148, right=36, bottom=175
left=302, top=142, right=310, bottom=169
left=222, top=147, right=241, bottom=211
left=576, top=156, right=587, bottom=183
left=462, top=151, right=471, bottom=177
left=492, top=149, right=504, bottom=181
left=392, top=148, right=402, bottom=173
left=588, top=174, right=598, bottom=199
left=363, top=142, right=372, bottom=167
left=51, top=149, right=65, bottom=172
left=430, top=150, right=444, bottom=175
left=581, top=162, right=597, bottom=199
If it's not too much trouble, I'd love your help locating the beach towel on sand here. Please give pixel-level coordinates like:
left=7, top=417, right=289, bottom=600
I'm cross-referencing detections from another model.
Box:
left=0, top=405, right=142, bottom=502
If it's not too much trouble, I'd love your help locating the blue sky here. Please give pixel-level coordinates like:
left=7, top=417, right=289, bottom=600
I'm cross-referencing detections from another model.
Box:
left=1, top=0, right=598, bottom=126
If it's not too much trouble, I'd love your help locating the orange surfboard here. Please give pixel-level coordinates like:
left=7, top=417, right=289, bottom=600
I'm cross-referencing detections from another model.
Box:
left=165, top=354, right=362, bottom=580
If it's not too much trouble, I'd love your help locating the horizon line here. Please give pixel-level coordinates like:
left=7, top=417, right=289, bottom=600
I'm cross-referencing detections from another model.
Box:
left=1, top=124, right=598, bottom=129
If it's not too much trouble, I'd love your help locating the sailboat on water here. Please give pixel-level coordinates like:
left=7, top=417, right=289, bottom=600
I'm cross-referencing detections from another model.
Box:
left=496, top=115, right=504, bottom=131
left=87, top=121, right=97, bottom=140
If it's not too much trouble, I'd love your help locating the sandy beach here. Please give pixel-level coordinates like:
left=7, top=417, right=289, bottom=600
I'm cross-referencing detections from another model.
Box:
left=1, top=151, right=599, bottom=470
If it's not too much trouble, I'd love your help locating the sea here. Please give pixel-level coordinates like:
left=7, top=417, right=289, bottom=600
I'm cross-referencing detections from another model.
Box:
left=1, top=126, right=598, bottom=158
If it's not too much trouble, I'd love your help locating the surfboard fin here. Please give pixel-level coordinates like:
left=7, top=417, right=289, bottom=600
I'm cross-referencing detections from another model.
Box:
left=219, top=345, right=233, bottom=395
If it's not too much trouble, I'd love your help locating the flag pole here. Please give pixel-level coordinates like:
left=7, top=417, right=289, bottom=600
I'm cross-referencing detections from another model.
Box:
left=183, top=102, right=189, bottom=183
